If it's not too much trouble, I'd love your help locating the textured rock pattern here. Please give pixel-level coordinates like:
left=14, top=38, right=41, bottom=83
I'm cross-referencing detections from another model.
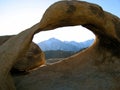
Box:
left=12, top=42, right=45, bottom=72
left=0, top=1, right=120, bottom=90
left=0, top=36, right=45, bottom=72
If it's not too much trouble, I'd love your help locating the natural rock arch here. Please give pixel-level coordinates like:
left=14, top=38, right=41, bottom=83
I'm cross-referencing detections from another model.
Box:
left=0, top=1, right=120, bottom=90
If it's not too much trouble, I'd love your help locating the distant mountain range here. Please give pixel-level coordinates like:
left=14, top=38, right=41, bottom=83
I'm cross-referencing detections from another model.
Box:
left=38, top=38, right=94, bottom=52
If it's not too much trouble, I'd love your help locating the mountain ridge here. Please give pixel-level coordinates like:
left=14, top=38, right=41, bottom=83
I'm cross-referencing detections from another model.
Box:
left=38, top=38, right=94, bottom=51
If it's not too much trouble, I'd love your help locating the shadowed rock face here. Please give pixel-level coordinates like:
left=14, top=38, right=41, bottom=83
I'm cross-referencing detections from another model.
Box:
left=0, top=36, right=45, bottom=73
left=12, top=42, right=45, bottom=72
left=0, top=35, right=13, bottom=45
left=0, top=1, right=120, bottom=90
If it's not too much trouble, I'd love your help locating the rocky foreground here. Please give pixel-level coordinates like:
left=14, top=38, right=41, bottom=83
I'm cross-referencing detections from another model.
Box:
left=0, top=1, right=120, bottom=90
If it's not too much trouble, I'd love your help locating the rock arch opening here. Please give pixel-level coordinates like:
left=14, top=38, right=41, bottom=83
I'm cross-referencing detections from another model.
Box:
left=33, top=25, right=95, bottom=63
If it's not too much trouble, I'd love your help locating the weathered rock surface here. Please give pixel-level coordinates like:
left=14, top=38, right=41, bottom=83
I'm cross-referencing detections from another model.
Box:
left=0, top=36, right=45, bottom=73
left=0, top=35, right=13, bottom=45
left=0, top=23, right=41, bottom=89
left=12, top=42, right=45, bottom=72
left=0, top=1, right=120, bottom=90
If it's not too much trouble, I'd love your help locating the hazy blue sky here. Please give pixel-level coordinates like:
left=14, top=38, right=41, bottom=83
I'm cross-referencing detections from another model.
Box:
left=0, top=0, right=120, bottom=43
